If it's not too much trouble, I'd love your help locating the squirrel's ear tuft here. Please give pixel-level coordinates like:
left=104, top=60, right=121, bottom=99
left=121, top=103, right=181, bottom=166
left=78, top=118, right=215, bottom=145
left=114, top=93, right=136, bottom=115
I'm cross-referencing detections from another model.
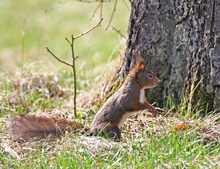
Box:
left=132, top=50, right=146, bottom=64
left=132, top=50, right=138, bottom=56
left=138, top=62, right=145, bottom=70
left=132, top=50, right=140, bottom=59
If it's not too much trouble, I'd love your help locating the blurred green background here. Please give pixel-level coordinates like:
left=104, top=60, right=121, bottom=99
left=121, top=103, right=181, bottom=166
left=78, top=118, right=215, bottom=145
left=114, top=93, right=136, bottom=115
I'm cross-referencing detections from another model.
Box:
left=0, top=0, right=130, bottom=78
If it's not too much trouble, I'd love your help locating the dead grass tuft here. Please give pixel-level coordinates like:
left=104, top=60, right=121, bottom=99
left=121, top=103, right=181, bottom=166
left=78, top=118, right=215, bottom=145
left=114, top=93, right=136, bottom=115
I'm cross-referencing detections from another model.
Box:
left=197, top=113, right=220, bottom=144
left=76, top=49, right=124, bottom=111
left=0, top=66, right=74, bottom=114
left=9, top=71, right=66, bottom=98
left=123, top=111, right=220, bottom=144
left=1, top=112, right=219, bottom=162
left=1, top=51, right=219, bottom=167
left=1, top=129, right=121, bottom=160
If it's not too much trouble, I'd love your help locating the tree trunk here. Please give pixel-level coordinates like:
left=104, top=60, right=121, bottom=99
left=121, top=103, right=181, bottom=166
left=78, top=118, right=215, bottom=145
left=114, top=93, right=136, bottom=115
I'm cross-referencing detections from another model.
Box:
left=123, top=0, right=220, bottom=112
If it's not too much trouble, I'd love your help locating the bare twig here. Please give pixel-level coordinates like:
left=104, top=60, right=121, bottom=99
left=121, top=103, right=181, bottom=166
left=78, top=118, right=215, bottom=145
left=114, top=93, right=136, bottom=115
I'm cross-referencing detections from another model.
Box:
left=105, top=0, right=118, bottom=30
left=90, top=2, right=101, bottom=20
left=46, top=47, right=73, bottom=67
left=68, top=18, right=103, bottom=116
left=70, top=35, right=75, bottom=60
left=100, top=0, right=103, bottom=19
left=44, top=0, right=67, bottom=13
left=111, top=26, right=126, bottom=38
left=74, top=18, right=103, bottom=39
left=122, top=0, right=130, bottom=10
left=46, top=18, right=103, bottom=117
left=89, top=0, right=115, bottom=21
left=64, top=35, right=78, bottom=117
left=65, top=37, right=72, bottom=46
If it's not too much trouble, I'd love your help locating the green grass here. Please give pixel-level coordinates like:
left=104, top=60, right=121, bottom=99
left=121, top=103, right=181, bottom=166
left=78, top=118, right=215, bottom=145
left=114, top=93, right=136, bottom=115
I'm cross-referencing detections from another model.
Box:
left=1, top=70, right=219, bottom=169
left=0, top=0, right=130, bottom=80
left=0, top=1, right=220, bottom=169
left=1, top=131, right=219, bottom=168
left=1, top=77, right=220, bottom=169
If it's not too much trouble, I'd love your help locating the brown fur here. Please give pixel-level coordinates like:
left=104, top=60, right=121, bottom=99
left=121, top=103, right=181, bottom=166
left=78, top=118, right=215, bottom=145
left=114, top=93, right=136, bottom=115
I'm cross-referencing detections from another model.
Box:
left=90, top=51, right=160, bottom=140
left=7, top=114, right=84, bottom=139
left=7, top=51, right=160, bottom=141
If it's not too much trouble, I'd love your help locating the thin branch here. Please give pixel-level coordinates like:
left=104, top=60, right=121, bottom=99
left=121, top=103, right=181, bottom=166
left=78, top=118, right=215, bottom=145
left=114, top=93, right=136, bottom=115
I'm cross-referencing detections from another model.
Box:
left=90, top=2, right=101, bottom=20
left=73, top=56, right=79, bottom=62
left=46, top=47, right=73, bottom=67
left=45, top=0, right=67, bottom=13
left=100, top=0, right=103, bottom=19
left=44, top=0, right=113, bottom=13
left=65, top=37, right=72, bottom=46
left=122, top=0, right=130, bottom=10
left=111, top=26, right=126, bottom=38
left=105, top=0, right=118, bottom=30
left=70, top=35, right=78, bottom=117
left=47, top=17, right=102, bottom=118
left=69, top=17, right=102, bottom=116
left=70, top=35, right=75, bottom=63
left=74, top=18, right=103, bottom=39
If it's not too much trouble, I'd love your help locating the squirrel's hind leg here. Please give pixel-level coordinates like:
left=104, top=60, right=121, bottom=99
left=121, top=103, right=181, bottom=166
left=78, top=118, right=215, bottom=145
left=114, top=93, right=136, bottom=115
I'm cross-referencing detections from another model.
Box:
left=90, top=124, right=121, bottom=141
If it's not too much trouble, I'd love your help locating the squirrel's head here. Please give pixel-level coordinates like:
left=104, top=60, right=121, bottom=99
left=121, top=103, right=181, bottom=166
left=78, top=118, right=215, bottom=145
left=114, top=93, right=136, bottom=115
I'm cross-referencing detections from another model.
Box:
left=132, top=51, right=160, bottom=89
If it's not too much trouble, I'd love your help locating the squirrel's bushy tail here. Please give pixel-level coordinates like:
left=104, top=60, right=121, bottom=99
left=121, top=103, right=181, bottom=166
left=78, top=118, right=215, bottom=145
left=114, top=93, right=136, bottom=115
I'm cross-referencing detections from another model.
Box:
left=7, top=114, right=84, bottom=140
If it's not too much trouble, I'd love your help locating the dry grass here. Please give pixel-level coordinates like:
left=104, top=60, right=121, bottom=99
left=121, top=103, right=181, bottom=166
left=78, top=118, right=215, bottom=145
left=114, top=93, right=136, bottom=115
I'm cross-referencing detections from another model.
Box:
left=0, top=56, right=219, bottom=168
left=1, top=55, right=219, bottom=145
left=76, top=47, right=125, bottom=111
left=1, top=110, right=219, bottom=167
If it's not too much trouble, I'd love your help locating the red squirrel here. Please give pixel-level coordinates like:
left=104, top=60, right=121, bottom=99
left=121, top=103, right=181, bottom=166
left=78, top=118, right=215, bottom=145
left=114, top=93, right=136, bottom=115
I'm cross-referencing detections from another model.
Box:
left=7, top=51, right=160, bottom=141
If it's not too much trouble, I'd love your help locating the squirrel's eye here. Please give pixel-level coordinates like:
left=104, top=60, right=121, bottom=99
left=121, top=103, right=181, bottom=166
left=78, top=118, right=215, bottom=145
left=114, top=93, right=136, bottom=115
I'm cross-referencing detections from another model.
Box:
left=148, top=73, right=153, bottom=79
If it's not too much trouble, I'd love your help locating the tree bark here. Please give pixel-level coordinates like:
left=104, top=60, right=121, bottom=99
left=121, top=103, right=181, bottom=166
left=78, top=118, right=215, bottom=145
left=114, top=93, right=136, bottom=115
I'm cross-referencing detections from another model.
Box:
left=123, top=0, right=220, bottom=112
